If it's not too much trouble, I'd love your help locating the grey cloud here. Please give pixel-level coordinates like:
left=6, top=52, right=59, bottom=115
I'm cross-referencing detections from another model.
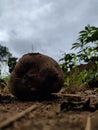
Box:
left=0, top=0, right=98, bottom=61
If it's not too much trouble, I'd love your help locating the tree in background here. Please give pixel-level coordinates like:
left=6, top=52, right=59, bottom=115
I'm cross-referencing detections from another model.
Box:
left=0, top=44, right=17, bottom=75
left=8, top=57, right=17, bottom=73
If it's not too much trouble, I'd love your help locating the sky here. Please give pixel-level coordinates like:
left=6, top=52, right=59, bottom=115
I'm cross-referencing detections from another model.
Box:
left=0, top=0, right=98, bottom=61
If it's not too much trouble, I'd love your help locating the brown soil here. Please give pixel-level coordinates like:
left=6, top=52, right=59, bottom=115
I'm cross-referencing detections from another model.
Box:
left=1, top=89, right=98, bottom=130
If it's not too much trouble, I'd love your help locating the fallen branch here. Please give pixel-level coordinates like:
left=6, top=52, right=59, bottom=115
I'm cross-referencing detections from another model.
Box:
left=0, top=104, right=37, bottom=129
left=52, top=93, right=97, bottom=98
left=85, top=116, right=91, bottom=130
left=52, top=93, right=85, bottom=98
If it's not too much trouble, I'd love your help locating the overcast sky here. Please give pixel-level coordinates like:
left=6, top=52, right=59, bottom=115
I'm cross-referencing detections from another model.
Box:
left=0, top=0, right=98, bottom=61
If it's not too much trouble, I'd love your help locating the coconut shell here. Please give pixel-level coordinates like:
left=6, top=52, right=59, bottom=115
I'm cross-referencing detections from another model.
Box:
left=8, top=53, right=64, bottom=100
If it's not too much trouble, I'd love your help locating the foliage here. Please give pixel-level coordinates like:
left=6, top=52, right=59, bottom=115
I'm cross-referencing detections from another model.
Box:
left=0, top=44, right=17, bottom=75
left=60, top=25, right=98, bottom=88
left=71, top=25, right=98, bottom=63
left=8, top=57, right=17, bottom=73
left=59, top=53, right=77, bottom=75
left=0, top=44, right=12, bottom=62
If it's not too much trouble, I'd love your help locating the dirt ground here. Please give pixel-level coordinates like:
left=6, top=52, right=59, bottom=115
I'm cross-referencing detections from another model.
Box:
left=0, top=89, right=98, bottom=130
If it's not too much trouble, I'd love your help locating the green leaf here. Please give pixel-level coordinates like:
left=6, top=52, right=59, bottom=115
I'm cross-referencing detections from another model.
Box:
left=71, top=43, right=81, bottom=49
left=79, top=30, right=87, bottom=34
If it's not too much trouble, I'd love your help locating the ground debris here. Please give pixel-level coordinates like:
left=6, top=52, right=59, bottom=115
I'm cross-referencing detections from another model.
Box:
left=1, top=90, right=98, bottom=130
left=0, top=94, right=16, bottom=103
left=0, top=105, right=37, bottom=129
left=60, top=97, right=98, bottom=112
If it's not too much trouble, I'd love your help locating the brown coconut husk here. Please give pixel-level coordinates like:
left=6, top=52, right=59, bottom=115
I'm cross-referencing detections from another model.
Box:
left=8, top=53, right=64, bottom=100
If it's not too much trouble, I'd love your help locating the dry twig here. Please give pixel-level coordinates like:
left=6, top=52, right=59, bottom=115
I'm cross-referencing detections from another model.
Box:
left=0, top=105, right=37, bottom=129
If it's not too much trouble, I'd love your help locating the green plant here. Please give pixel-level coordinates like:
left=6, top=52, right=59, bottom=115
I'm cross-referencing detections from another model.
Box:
left=79, top=70, right=88, bottom=83
left=59, top=53, right=77, bottom=73
left=71, top=25, right=98, bottom=63
left=60, top=25, right=98, bottom=89
left=64, top=76, right=70, bottom=87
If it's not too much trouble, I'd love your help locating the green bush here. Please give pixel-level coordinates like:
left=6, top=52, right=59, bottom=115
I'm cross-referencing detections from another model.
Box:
left=60, top=25, right=98, bottom=88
